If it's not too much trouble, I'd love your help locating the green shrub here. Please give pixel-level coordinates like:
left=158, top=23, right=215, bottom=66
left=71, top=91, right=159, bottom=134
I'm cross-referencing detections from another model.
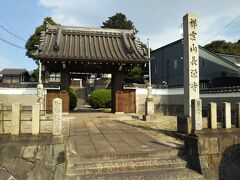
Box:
left=89, top=89, right=112, bottom=109
left=69, top=88, right=77, bottom=110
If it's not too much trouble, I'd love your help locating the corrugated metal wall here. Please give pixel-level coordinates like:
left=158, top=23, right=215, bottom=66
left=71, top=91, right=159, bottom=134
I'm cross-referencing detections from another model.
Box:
left=151, top=40, right=239, bottom=87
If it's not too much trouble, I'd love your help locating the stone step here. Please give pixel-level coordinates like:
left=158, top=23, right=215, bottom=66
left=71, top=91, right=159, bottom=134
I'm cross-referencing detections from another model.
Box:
left=91, top=113, right=140, bottom=121
left=66, top=167, right=204, bottom=180
left=66, top=157, right=187, bottom=175
left=77, top=98, right=86, bottom=104
left=67, top=148, right=183, bottom=163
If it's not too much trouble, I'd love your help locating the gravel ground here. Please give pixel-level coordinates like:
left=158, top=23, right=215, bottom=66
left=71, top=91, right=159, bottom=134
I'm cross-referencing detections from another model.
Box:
left=117, top=115, right=184, bottom=149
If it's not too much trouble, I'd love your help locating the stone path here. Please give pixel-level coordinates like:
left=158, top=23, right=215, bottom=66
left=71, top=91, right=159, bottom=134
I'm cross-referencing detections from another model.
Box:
left=68, top=118, right=176, bottom=155
left=65, top=113, right=204, bottom=179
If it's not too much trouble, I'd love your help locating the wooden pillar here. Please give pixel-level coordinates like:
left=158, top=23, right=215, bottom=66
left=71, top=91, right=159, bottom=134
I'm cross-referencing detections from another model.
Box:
left=60, top=67, right=70, bottom=91
left=111, top=72, right=124, bottom=113
left=60, top=65, right=70, bottom=112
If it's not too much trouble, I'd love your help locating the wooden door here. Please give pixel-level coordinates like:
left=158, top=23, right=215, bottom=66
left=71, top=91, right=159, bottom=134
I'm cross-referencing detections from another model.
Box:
left=115, top=90, right=136, bottom=113
left=46, top=90, right=69, bottom=113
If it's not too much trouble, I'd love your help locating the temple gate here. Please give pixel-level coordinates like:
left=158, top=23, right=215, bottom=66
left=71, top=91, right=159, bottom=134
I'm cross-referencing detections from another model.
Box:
left=31, top=25, right=148, bottom=113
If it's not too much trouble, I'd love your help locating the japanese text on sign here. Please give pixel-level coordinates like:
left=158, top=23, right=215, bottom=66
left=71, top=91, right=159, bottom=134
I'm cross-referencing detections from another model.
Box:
left=189, top=17, right=198, bottom=92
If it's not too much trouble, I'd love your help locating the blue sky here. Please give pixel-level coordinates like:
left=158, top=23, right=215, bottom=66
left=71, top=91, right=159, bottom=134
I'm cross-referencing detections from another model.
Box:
left=0, top=0, right=240, bottom=70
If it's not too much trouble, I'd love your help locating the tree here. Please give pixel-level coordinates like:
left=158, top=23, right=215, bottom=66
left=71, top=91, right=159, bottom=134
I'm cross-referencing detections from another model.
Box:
left=102, top=13, right=148, bottom=84
left=25, top=17, right=58, bottom=59
left=204, top=40, right=240, bottom=56
left=124, top=65, right=147, bottom=84
left=102, top=12, right=137, bottom=32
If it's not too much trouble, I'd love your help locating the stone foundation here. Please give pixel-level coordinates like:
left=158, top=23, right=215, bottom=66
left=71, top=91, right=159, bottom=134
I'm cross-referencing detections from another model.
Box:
left=177, top=116, right=192, bottom=134
left=0, top=139, right=65, bottom=180
left=185, top=129, right=240, bottom=179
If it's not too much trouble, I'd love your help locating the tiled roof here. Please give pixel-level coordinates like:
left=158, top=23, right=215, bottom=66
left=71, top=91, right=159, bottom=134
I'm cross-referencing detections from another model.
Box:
left=32, top=25, right=148, bottom=63
left=217, top=53, right=240, bottom=66
left=0, top=68, right=27, bottom=75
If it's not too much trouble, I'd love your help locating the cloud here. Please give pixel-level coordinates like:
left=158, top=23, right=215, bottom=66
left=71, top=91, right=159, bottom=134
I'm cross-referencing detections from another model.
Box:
left=0, top=56, right=11, bottom=70
left=38, top=0, right=240, bottom=49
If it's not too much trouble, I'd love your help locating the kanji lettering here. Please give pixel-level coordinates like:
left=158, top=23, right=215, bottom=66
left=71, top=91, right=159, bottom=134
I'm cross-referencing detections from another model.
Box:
left=190, top=44, right=197, bottom=53
left=189, top=19, right=197, bottom=29
left=190, top=31, right=197, bottom=41
left=191, top=69, right=198, bottom=78
left=191, top=82, right=198, bottom=92
left=191, top=56, right=197, bottom=66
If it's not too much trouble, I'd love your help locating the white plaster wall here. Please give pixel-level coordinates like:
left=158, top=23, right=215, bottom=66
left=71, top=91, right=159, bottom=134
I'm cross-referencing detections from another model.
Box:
left=0, top=88, right=47, bottom=106
left=0, top=88, right=38, bottom=95
left=126, top=87, right=240, bottom=114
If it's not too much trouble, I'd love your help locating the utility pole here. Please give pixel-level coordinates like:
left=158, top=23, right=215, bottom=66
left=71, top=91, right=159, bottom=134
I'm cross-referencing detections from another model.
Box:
left=143, top=38, right=155, bottom=121
left=38, top=60, right=42, bottom=84
left=37, top=60, right=44, bottom=113
left=147, top=39, right=151, bottom=86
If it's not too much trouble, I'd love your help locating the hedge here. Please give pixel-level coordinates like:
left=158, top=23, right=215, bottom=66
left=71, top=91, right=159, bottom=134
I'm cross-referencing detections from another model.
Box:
left=89, top=89, right=111, bottom=109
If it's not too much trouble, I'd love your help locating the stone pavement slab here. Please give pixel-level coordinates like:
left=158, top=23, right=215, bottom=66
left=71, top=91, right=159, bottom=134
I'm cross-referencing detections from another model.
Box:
left=68, top=114, right=178, bottom=158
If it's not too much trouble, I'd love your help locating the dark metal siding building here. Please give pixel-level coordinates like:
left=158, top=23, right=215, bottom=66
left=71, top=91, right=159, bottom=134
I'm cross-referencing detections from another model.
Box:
left=151, top=39, right=240, bottom=88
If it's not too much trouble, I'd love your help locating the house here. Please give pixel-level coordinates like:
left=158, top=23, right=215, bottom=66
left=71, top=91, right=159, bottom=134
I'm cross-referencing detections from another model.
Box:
left=151, top=39, right=240, bottom=88
left=0, top=68, right=30, bottom=84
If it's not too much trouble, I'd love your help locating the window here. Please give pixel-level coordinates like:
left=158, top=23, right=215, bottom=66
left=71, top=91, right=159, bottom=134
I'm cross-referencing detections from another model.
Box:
left=200, top=81, right=208, bottom=89
left=3, top=76, right=11, bottom=83
left=49, top=72, right=61, bottom=82
left=174, top=60, right=178, bottom=69
left=11, top=76, right=20, bottom=83
left=203, top=60, right=206, bottom=68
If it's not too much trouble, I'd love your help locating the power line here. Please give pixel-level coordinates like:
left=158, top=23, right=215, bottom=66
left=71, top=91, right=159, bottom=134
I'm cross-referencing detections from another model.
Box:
left=233, top=31, right=240, bottom=42
left=0, top=37, right=25, bottom=49
left=203, top=14, right=240, bottom=44
left=0, top=17, right=17, bottom=33
left=0, top=24, right=26, bottom=42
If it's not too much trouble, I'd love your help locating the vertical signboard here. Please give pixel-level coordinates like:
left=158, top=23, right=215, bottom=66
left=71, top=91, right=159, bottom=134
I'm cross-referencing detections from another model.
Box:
left=183, top=13, right=199, bottom=117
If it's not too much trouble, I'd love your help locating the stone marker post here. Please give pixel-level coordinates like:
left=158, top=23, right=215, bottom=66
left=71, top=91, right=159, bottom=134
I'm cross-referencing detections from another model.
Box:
left=208, top=102, right=217, bottom=129
left=32, top=102, right=40, bottom=135
left=236, top=102, right=240, bottom=127
left=53, top=98, right=62, bottom=135
left=184, top=13, right=199, bottom=117
left=0, top=102, right=3, bottom=134
left=177, top=13, right=199, bottom=134
left=191, top=99, right=202, bottom=131
left=223, top=102, right=231, bottom=129
left=11, top=103, right=21, bottom=135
